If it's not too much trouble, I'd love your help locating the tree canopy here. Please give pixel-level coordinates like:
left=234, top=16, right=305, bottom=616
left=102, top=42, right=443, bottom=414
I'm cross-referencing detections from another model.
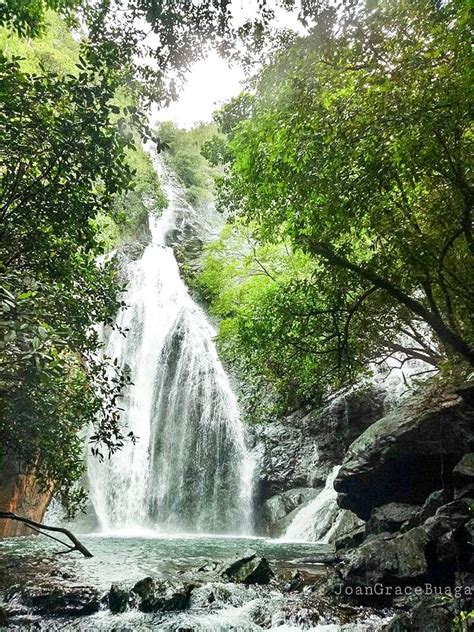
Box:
left=198, top=0, right=473, bottom=410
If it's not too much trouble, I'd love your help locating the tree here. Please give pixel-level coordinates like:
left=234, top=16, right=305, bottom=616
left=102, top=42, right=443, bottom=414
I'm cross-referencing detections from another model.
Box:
left=215, top=0, right=473, bottom=394
left=0, top=50, right=138, bottom=511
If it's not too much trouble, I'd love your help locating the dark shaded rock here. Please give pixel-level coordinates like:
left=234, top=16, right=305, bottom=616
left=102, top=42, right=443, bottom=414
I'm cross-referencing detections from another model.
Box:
left=17, top=584, right=101, bottom=616
left=366, top=503, right=420, bottom=535
left=453, top=453, right=474, bottom=499
left=403, top=490, right=447, bottom=531
left=0, top=606, right=8, bottom=626
left=282, top=570, right=304, bottom=592
left=339, top=527, right=430, bottom=589
left=335, top=385, right=474, bottom=519
left=131, top=577, right=194, bottom=612
left=108, top=582, right=129, bottom=613
left=219, top=549, right=274, bottom=585
left=382, top=595, right=456, bottom=632
left=335, top=525, right=366, bottom=552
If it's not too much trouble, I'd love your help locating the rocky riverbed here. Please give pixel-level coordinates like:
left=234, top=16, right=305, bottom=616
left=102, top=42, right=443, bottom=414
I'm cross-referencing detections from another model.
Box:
left=0, top=535, right=392, bottom=630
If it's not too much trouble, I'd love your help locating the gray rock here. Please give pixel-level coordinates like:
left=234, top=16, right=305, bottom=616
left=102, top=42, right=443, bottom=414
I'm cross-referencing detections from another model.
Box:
left=219, top=549, right=274, bottom=585
left=131, top=576, right=194, bottom=612
left=250, top=384, right=386, bottom=518
left=328, top=509, right=365, bottom=544
left=366, top=503, right=420, bottom=535
left=335, top=384, right=474, bottom=519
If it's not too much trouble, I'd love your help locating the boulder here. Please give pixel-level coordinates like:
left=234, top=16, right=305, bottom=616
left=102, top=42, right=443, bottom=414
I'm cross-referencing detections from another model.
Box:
left=328, top=509, right=365, bottom=544
left=338, top=527, right=430, bottom=589
left=366, top=503, right=420, bottom=535
left=131, top=577, right=194, bottom=612
left=335, top=525, right=366, bottom=552
left=219, top=549, right=274, bottom=585
left=108, top=582, right=130, bottom=613
left=335, top=384, right=474, bottom=519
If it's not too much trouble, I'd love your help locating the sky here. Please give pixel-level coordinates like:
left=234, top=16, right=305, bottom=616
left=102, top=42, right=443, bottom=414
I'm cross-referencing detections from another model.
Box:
left=154, top=2, right=303, bottom=129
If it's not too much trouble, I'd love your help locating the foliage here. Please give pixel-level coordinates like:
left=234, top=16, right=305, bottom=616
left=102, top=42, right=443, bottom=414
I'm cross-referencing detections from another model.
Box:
left=196, top=224, right=326, bottom=412
left=0, top=44, right=139, bottom=511
left=208, top=0, right=473, bottom=404
left=0, top=0, right=79, bottom=37
left=0, top=10, right=79, bottom=74
left=158, top=121, right=220, bottom=205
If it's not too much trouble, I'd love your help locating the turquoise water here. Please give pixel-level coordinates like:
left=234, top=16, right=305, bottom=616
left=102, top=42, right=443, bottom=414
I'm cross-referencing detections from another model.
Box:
left=0, top=534, right=389, bottom=630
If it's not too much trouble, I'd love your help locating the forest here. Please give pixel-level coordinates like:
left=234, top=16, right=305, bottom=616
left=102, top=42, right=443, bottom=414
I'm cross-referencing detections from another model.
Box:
left=0, top=1, right=473, bottom=630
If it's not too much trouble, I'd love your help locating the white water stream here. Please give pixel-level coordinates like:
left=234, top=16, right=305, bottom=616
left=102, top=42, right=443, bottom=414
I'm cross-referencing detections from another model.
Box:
left=282, top=466, right=341, bottom=542
left=87, top=162, right=254, bottom=535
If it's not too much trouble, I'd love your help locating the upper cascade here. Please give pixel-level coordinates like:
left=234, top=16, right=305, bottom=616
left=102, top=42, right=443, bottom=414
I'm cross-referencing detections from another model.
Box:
left=87, top=158, right=254, bottom=535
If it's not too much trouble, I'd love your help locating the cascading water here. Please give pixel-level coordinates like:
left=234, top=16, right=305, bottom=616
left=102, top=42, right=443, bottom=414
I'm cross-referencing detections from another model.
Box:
left=87, top=160, right=254, bottom=535
left=282, top=466, right=341, bottom=542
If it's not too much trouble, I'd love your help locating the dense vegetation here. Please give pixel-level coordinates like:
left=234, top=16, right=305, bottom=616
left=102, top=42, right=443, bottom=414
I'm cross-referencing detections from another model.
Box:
left=198, top=0, right=473, bottom=411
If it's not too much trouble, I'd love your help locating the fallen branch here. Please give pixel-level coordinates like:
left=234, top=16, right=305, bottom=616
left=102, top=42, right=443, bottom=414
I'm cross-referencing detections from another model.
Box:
left=0, top=511, right=93, bottom=558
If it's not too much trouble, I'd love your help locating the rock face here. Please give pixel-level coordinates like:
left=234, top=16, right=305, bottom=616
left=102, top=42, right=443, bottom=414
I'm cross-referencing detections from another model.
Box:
left=366, top=503, right=420, bottom=536
left=219, top=549, right=274, bottom=585
left=250, top=384, right=386, bottom=530
left=335, top=384, right=474, bottom=519
left=0, top=455, right=52, bottom=538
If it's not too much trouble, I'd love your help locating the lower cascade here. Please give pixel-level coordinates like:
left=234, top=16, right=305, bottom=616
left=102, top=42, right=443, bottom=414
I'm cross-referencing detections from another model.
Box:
left=283, top=466, right=341, bottom=542
left=87, top=164, right=254, bottom=535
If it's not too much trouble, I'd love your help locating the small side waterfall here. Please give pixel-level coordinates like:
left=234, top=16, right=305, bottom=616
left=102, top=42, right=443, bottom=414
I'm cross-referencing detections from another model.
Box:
left=282, top=466, right=341, bottom=542
left=87, top=162, right=254, bottom=535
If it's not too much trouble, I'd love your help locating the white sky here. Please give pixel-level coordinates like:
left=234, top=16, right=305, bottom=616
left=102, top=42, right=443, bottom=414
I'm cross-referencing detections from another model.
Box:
left=154, top=2, right=303, bottom=128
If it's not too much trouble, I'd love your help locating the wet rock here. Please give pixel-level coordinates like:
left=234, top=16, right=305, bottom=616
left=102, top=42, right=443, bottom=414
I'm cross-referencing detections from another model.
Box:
left=338, top=527, right=430, bottom=589
left=16, top=584, right=101, bottom=616
left=108, top=582, right=129, bottom=613
left=131, top=576, right=194, bottom=612
left=366, top=503, right=420, bottom=535
left=219, top=549, right=274, bottom=585
left=282, top=570, right=305, bottom=592
left=335, top=384, right=474, bottom=519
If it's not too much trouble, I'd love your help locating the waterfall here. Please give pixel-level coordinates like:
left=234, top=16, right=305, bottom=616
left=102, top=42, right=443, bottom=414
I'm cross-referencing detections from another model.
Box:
left=87, top=161, right=254, bottom=535
left=282, top=466, right=341, bottom=542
